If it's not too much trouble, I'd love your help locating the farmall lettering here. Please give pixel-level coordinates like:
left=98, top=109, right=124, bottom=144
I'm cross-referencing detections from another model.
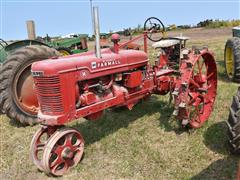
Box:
left=30, top=17, right=217, bottom=177
left=91, top=59, right=121, bottom=69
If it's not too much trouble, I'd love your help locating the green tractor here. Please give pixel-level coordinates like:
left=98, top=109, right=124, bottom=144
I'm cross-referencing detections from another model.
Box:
left=0, top=35, right=88, bottom=125
left=41, top=34, right=88, bottom=55
left=225, top=27, right=240, bottom=154
left=224, top=26, right=240, bottom=82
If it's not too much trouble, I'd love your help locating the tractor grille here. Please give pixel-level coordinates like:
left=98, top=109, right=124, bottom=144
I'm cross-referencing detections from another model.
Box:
left=35, top=76, right=63, bottom=113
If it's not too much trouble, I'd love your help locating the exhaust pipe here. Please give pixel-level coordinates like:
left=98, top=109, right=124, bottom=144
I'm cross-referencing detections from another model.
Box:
left=93, top=6, right=101, bottom=58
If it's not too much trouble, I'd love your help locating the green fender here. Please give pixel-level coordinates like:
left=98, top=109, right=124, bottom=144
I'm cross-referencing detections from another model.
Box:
left=0, top=39, right=50, bottom=63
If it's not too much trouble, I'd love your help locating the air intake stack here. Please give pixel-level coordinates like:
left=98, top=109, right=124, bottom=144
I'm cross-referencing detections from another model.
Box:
left=93, top=6, right=101, bottom=58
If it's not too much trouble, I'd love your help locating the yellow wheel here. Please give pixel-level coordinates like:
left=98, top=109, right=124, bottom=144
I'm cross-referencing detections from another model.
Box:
left=225, top=46, right=234, bottom=79
left=57, top=47, right=72, bottom=56
left=224, top=37, right=240, bottom=82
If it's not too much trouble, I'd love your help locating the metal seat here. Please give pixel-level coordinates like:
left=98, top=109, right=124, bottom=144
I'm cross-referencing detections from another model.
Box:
left=152, top=36, right=190, bottom=49
left=152, top=39, right=179, bottom=49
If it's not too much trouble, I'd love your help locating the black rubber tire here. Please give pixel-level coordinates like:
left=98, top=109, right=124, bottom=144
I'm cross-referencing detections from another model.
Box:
left=0, top=45, right=59, bottom=125
left=226, top=87, right=240, bottom=154
left=57, top=47, right=72, bottom=56
left=0, top=63, right=4, bottom=114
left=224, top=37, right=240, bottom=82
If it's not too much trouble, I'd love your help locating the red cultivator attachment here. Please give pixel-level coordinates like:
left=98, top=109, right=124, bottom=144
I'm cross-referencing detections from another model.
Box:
left=29, top=15, right=217, bottom=176
left=174, top=50, right=217, bottom=128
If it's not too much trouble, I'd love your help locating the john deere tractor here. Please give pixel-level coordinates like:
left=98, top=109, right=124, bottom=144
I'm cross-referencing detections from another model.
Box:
left=224, top=26, right=240, bottom=82
left=0, top=35, right=88, bottom=125
left=225, top=27, right=240, bottom=152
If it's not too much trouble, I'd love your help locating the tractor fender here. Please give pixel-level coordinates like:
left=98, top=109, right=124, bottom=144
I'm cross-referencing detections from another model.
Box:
left=4, top=39, right=50, bottom=53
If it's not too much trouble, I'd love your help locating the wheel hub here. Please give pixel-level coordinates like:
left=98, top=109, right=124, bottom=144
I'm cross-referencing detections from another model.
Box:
left=14, top=63, right=39, bottom=116
left=62, top=147, right=74, bottom=159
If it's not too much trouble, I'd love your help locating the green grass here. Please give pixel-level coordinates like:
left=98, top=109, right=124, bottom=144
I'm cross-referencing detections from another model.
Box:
left=0, top=29, right=239, bottom=180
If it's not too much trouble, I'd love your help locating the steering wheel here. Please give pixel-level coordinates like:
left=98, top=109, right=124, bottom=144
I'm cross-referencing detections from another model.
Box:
left=144, top=17, right=165, bottom=42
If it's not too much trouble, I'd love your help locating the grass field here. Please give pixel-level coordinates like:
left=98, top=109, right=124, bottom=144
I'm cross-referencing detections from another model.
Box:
left=0, top=27, right=239, bottom=180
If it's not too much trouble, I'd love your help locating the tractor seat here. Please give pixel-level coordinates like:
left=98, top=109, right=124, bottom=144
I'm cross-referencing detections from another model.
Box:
left=152, top=36, right=190, bottom=49
left=152, top=39, right=179, bottom=49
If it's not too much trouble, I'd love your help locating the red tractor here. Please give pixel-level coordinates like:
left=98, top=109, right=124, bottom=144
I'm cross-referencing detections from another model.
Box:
left=29, top=13, right=217, bottom=176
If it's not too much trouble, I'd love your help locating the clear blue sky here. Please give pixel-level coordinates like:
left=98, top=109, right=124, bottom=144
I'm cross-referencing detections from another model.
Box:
left=1, top=0, right=240, bottom=40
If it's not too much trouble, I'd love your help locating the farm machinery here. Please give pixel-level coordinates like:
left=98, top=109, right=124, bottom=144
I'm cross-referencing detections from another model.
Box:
left=224, top=26, right=240, bottom=82
left=225, top=27, right=240, bottom=154
left=29, top=8, right=217, bottom=176
left=0, top=33, right=88, bottom=124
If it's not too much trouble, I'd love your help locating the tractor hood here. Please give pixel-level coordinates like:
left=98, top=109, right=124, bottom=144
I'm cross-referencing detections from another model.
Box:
left=31, top=49, right=148, bottom=80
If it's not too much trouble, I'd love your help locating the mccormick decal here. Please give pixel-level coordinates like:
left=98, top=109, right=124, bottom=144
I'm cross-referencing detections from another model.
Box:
left=91, top=59, right=121, bottom=69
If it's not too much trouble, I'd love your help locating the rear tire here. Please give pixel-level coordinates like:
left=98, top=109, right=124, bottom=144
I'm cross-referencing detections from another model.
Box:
left=224, top=37, right=240, bottom=82
left=226, top=87, right=240, bottom=154
left=0, top=45, right=59, bottom=125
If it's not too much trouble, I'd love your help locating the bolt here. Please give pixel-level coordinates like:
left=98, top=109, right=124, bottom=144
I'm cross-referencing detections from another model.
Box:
left=172, top=109, right=179, bottom=116
left=172, top=91, right=179, bottom=96
left=181, top=82, right=188, bottom=91
left=186, top=61, right=193, bottom=68
left=182, top=119, right=189, bottom=126
left=179, top=102, right=186, bottom=108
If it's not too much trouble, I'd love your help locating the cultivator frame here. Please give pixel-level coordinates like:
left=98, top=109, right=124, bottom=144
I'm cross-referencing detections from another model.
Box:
left=29, top=14, right=217, bottom=176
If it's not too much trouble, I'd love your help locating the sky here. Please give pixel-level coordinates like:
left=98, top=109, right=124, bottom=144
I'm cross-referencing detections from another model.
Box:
left=0, top=0, right=240, bottom=40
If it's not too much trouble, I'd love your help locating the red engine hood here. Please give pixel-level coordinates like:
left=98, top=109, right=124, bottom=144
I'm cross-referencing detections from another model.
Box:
left=31, top=49, right=148, bottom=77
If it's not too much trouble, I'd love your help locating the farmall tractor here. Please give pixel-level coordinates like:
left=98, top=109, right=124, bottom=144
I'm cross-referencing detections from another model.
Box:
left=29, top=8, right=217, bottom=176
left=0, top=35, right=88, bottom=125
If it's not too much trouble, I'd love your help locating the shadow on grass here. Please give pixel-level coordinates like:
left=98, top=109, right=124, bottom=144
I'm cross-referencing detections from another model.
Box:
left=190, top=156, right=238, bottom=180
left=194, top=121, right=239, bottom=179
left=9, top=118, right=29, bottom=128
left=216, top=60, right=232, bottom=83
left=203, top=121, right=229, bottom=155
left=71, top=96, right=177, bottom=146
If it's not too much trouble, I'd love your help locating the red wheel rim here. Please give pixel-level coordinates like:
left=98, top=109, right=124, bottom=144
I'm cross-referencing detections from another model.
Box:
left=13, top=63, right=39, bottom=116
left=30, top=126, right=58, bottom=171
left=42, top=128, right=84, bottom=176
left=175, top=51, right=217, bottom=128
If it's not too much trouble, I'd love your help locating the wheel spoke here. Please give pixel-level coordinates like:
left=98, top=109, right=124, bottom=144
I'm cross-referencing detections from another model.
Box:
left=207, top=72, right=215, bottom=80
left=65, top=158, right=75, bottom=167
left=200, top=60, right=205, bottom=72
left=195, top=106, right=201, bottom=122
left=149, top=19, right=152, bottom=25
left=197, top=60, right=203, bottom=80
left=52, top=162, right=67, bottom=175
left=54, top=145, right=64, bottom=155
left=190, top=78, right=200, bottom=88
left=50, top=155, right=63, bottom=168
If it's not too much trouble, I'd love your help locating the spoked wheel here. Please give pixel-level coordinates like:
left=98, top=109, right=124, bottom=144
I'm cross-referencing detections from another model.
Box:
left=174, top=51, right=217, bottom=128
left=30, top=126, right=58, bottom=171
left=42, top=128, right=84, bottom=176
